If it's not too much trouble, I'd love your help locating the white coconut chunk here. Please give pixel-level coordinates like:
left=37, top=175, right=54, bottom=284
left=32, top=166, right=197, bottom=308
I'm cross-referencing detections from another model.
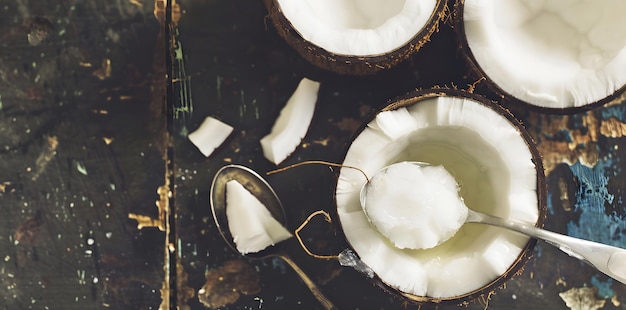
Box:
left=188, top=116, right=233, bottom=157
left=225, top=180, right=292, bottom=254
left=260, top=78, right=320, bottom=165
left=362, top=162, right=468, bottom=250
left=371, top=245, right=429, bottom=296
left=425, top=254, right=496, bottom=298
left=369, top=108, right=420, bottom=140
left=463, top=0, right=626, bottom=108
left=481, top=235, right=525, bottom=277
left=276, top=0, right=437, bottom=56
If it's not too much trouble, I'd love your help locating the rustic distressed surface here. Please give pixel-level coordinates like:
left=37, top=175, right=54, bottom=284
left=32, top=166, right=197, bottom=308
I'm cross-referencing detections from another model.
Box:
left=0, top=0, right=166, bottom=309
left=173, top=1, right=626, bottom=309
left=2, top=0, right=626, bottom=309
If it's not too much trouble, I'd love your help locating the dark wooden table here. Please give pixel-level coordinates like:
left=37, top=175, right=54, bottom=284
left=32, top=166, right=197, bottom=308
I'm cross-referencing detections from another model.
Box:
left=0, top=0, right=166, bottom=309
left=2, top=0, right=626, bottom=309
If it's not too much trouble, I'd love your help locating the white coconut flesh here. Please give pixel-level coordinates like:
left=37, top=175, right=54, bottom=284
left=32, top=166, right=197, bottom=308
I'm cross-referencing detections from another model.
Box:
left=276, top=0, right=438, bottom=56
left=226, top=180, right=293, bottom=254
left=261, top=78, right=319, bottom=165
left=463, top=0, right=626, bottom=109
left=362, top=162, right=469, bottom=250
left=336, top=96, right=539, bottom=298
left=188, top=116, right=233, bottom=157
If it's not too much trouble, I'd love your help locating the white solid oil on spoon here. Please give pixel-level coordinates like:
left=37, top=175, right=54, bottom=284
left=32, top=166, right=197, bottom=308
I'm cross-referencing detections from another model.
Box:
left=360, top=161, right=468, bottom=250
left=360, top=161, right=626, bottom=284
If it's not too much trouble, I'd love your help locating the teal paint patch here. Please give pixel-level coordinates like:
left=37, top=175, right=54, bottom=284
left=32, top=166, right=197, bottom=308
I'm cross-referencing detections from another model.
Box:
left=569, top=114, right=588, bottom=131
left=600, top=104, right=626, bottom=122
left=547, top=192, right=555, bottom=216
left=590, top=274, right=615, bottom=299
left=534, top=242, right=543, bottom=258
left=567, top=160, right=626, bottom=247
left=271, top=257, right=288, bottom=274
left=543, top=129, right=573, bottom=143
left=572, top=161, right=614, bottom=205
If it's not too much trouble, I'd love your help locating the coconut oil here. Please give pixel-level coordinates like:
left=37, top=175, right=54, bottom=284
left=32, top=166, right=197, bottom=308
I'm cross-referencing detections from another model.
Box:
left=395, top=126, right=511, bottom=257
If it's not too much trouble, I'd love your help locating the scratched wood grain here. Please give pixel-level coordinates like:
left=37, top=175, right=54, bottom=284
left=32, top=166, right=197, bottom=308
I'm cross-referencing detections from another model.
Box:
left=3, top=0, right=624, bottom=309
left=0, top=1, right=166, bottom=309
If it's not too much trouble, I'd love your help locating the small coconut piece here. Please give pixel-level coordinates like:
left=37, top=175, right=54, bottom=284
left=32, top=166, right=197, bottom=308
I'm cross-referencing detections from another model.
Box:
left=188, top=116, right=233, bottom=157
left=456, top=0, right=626, bottom=111
left=260, top=78, right=319, bottom=165
left=265, top=0, right=447, bottom=75
left=362, top=162, right=468, bottom=250
left=226, top=180, right=292, bottom=254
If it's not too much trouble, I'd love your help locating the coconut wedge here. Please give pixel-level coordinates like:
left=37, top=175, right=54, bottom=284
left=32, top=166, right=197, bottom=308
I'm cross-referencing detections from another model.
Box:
left=455, top=0, right=626, bottom=112
left=188, top=116, right=233, bottom=157
left=335, top=89, right=546, bottom=303
left=265, top=0, right=448, bottom=75
left=261, top=78, right=319, bottom=165
left=226, top=180, right=293, bottom=254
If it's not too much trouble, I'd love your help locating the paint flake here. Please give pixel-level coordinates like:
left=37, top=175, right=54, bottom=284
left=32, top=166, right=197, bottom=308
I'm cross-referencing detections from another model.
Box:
left=559, top=287, right=606, bottom=310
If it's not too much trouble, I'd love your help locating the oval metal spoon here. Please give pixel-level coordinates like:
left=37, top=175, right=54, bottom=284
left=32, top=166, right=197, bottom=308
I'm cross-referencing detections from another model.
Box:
left=360, top=161, right=626, bottom=284
left=210, top=164, right=337, bottom=310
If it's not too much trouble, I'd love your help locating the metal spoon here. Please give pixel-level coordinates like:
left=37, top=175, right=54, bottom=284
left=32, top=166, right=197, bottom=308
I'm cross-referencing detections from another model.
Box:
left=210, top=164, right=337, bottom=310
left=360, top=161, right=626, bottom=284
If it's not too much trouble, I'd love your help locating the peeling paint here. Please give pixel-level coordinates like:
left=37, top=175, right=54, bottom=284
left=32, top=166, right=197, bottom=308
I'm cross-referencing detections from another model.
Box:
left=567, top=160, right=624, bottom=247
left=600, top=104, right=626, bottom=123
left=76, top=161, right=88, bottom=176
left=197, top=260, right=260, bottom=308
left=590, top=274, right=614, bottom=299
left=600, top=117, right=626, bottom=138
left=31, top=136, right=59, bottom=181
left=559, top=287, right=606, bottom=310
left=528, top=113, right=591, bottom=174
left=529, top=109, right=626, bottom=175
left=271, top=257, right=288, bottom=274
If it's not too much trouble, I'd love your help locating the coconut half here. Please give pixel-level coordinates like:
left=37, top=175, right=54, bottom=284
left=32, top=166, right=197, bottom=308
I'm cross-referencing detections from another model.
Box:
left=456, top=0, right=626, bottom=111
left=335, top=89, right=546, bottom=303
left=265, top=0, right=447, bottom=75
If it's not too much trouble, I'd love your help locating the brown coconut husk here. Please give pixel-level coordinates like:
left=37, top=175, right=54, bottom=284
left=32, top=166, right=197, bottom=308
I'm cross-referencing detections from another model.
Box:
left=264, top=0, right=449, bottom=75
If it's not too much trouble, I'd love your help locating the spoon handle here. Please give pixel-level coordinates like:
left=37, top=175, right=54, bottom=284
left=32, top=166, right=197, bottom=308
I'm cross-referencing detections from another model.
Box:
left=277, top=254, right=338, bottom=310
left=467, top=210, right=626, bottom=284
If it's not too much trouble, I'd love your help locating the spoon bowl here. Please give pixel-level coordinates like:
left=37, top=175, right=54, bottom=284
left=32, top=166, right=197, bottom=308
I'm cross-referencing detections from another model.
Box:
left=210, top=164, right=337, bottom=310
left=360, top=161, right=626, bottom=284
left=210, top=164, right=286, bottom=259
